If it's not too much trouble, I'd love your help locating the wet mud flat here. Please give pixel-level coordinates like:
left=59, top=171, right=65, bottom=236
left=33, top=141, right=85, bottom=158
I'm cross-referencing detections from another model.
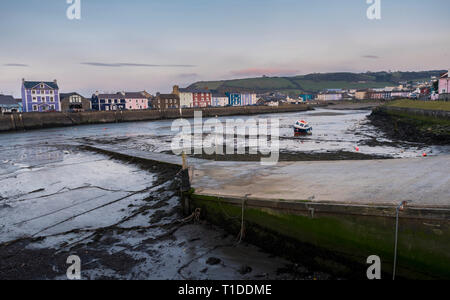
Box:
left=0, top=149, right=334, bottom=280
left=173, top=150, right=390, bottom=162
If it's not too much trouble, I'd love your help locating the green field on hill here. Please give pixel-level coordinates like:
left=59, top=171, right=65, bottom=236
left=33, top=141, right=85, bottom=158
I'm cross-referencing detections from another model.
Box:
left=388, top=100, right=450, bottom=111
left=188, top=70, right=445, bottom=95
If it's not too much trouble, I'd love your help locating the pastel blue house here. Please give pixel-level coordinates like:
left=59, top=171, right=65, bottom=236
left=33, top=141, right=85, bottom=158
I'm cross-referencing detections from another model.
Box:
left=0, top=95, right=21, bottom=113
left=91, top=93, right=126, bottom=111
left=226, top=93, right=241, bottom=106
left=21, top=79, right=60, bottom=112
left=299, top=94, right=314, bottom=101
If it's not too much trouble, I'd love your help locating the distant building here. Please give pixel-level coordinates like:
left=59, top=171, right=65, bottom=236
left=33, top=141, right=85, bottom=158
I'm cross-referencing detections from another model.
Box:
left=21, top=79, right=60, bottom=112
left=286, top=96, right=303, bottom=104
left=439, top=71, right=449, bottom=100
left=299, top=94, right=314, bottom=102
left=241, top=93, right=257, bottom=106
left=355, top=90, right=368, bottom=100
left=368, top=91, right=392, bottom=100
left=140, top=90, right=153, bottom=108
left=60, top=93, right=92, bottom=112
left=316, top=92, right=343, bottom=101
left=173, top=85, right=194, bottom=108
left=226, top=93, right=241, bottom=106
left=192, top=89, right=212, bottom=107
left=267, top=100, right=279, bottom=107
left=0, top=95, right=21, bottom=113
left=391, top=90, right=412, bottom=99
left=153, top=93, right=180, bottom=110
left=15, top=98, right=23, bottom=112
left=211, top=93, right=228, bottom=107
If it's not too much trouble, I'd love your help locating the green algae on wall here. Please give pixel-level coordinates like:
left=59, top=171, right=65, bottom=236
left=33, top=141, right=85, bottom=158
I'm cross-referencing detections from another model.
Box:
left=190, top=193, right=450, bottom=279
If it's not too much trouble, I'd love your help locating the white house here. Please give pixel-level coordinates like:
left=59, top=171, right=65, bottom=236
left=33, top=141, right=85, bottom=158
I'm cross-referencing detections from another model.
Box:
left=212, top=93, right=228, bottom=107
left=439, top=71, right=449, bottom=98
left=173, top=85, right=194, bottom=108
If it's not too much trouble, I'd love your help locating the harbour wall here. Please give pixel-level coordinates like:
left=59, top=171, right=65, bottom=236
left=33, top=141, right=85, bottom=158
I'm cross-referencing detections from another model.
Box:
left=188, top=193, right=450, bottom=280
left=378, top=106, right=450, bottom=120
left=0, top=105, right=310, bottom=133
left=369, top=106, right=450, bottom=145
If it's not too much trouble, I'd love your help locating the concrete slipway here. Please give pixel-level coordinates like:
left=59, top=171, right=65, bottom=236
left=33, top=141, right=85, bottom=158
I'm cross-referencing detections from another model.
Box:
left=87, top=145, right=450, bottom=279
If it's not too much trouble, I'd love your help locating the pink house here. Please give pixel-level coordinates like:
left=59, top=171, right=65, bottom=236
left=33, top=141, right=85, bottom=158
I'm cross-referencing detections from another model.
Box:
left=120, top=92, right=149, bottom=110
left=439, top=71, right=449, bottom=94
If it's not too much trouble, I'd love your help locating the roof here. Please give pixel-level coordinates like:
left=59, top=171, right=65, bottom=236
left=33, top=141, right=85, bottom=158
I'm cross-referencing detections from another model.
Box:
left=96, top=93, right=122, bottom=99
left=23, top=81, right=59, bottom=89
left=60, top=92, right=86, bottom=99
left=441, top=72, right=449, bottom=79
left=122, top=92, right=148, bottom=99
left=157, top=94, right=179, bottom=100
left=212, top=93, right=227, bottom=98
left=95, top=92, right=148, bottom=99
left=0, top=95, right=20, bottom=106
left=178, top=88, right=193, bottom=93
left=179, top=88, right=211, bottom=94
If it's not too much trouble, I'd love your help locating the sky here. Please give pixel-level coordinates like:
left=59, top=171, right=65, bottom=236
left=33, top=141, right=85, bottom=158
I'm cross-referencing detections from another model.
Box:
left=0, top=0, right=449, bottom=97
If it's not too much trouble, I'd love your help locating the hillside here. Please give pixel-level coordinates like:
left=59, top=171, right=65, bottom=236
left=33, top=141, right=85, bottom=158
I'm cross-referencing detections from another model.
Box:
left=188, top=70, right=445, bottom=95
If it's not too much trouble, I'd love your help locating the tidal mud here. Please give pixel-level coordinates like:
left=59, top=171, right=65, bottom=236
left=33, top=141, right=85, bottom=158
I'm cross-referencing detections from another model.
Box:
left=0, top=149, right=327, bottom=280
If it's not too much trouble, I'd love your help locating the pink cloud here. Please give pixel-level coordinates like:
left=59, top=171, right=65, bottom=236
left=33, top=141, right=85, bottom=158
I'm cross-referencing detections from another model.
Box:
left=230, top=68, right=299, bottom=77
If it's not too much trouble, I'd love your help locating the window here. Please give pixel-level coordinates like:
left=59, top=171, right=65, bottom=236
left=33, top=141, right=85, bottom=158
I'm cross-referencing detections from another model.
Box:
left=33, top=97, right=37, bottom=101
left=32, top=90, right=36, bottom=94
left=33, top=105, right=38, bottom=111
left=50, top=97, right=54, bottom=102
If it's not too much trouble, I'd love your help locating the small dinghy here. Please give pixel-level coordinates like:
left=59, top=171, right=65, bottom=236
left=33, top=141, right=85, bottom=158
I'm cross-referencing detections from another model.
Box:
left=294, top=120, right=312, bottom=135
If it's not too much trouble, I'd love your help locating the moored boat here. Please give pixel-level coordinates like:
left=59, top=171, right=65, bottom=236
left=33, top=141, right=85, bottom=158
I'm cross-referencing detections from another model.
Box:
left=294, top=120, right=312, bottom=135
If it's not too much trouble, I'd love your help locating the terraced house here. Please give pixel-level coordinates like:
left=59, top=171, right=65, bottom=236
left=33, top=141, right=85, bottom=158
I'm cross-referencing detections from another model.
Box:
left=241, top=93, right=257, bottom=106
left=211, top=93, right=228, bottom=107
left=21, top=79, right=60, bottom=112
left=192, top=89, right=212, bottom=107
left=60, top=93, right=91, bottom=112
left=91, top=92, right=149, bottom=111
left=226, top=92, right=241, bottom=106
left=153, top=93, right=180, bottom=110
left=0, top=95, right=21, bottom=113
left=439, top=71, right=449, bottom=100
left=172, top=85, right=193, bottom=108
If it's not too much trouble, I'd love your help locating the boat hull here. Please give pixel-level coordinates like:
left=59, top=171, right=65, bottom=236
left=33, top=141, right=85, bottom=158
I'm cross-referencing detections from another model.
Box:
left=294, top=127, right=312, bottom=135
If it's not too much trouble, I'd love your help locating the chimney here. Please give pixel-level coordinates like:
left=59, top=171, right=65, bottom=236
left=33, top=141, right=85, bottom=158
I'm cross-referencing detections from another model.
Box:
left=173, top=85, right=179, bottom=95
left=22, top=78, right=25, bottom=84
left=54, top=79, right=57, bottom=84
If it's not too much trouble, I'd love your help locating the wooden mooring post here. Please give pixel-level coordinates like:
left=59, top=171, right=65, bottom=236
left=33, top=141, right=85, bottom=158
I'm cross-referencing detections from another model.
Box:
left=180, top=152, right=192, bottom=215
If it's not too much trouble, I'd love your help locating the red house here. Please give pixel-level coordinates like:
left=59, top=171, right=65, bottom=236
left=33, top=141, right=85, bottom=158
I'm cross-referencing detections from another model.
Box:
left=192, top=89, right=212, bottom=108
